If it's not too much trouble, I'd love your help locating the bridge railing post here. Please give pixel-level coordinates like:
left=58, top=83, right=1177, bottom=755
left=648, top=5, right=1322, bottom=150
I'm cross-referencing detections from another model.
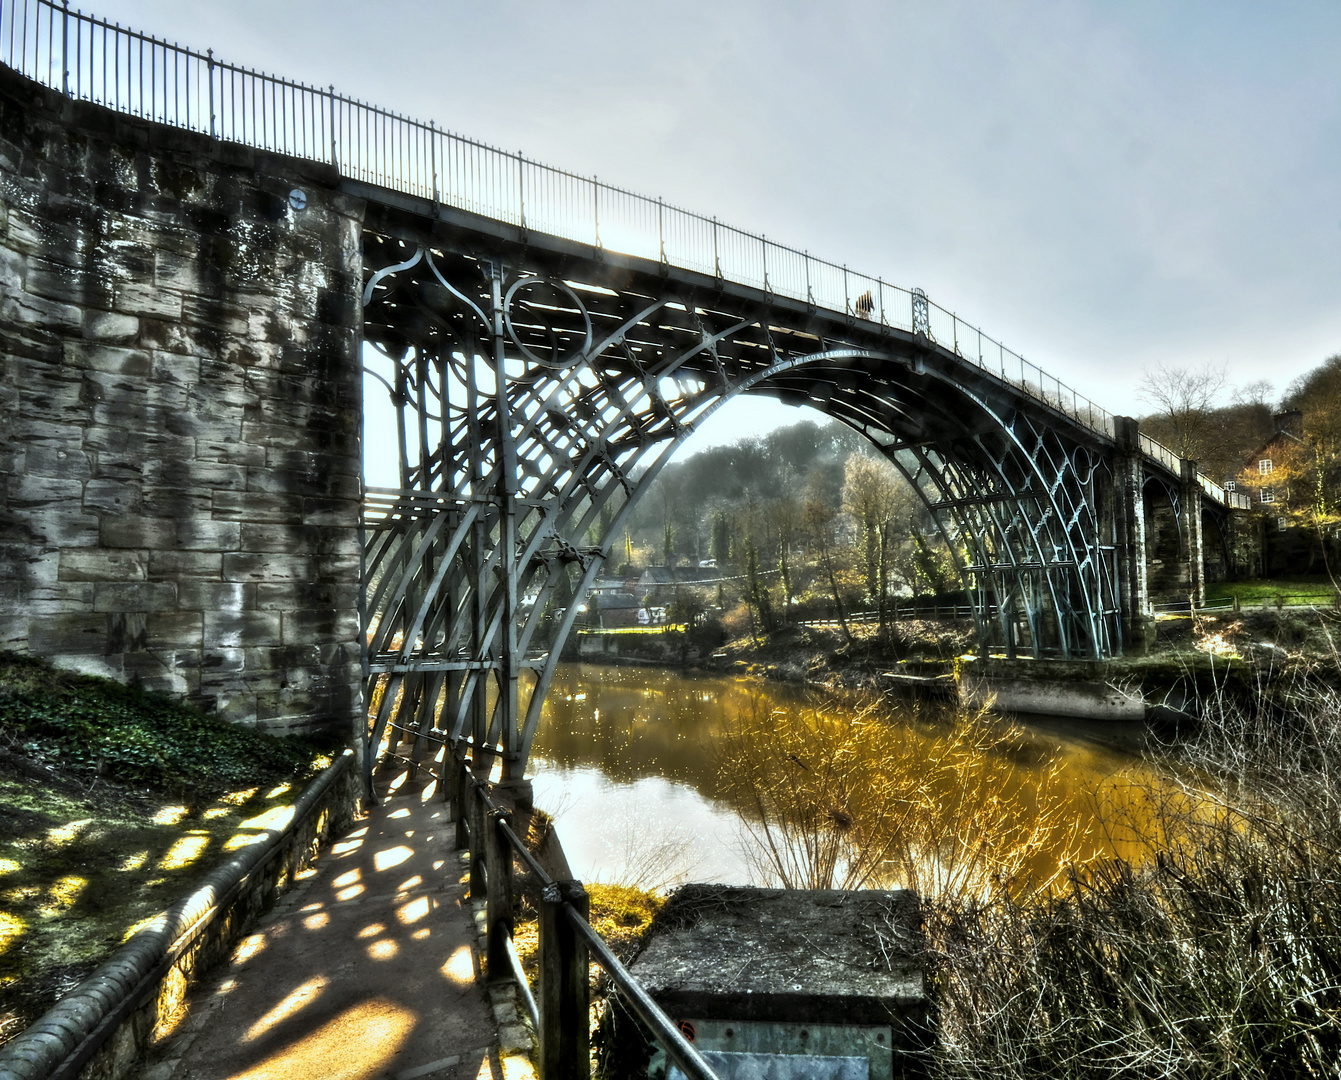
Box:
left=485, top=806, right=515, bottom=980
left=540, top=880, right=591, bottom=1080
left=454, top=752, right=471, bottom=849
left=467, top=763, right=488, bottom=897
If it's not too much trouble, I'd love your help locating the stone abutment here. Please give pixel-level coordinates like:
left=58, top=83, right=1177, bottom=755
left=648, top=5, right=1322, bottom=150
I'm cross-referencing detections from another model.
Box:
left=0, top=64, right=365, bottom=739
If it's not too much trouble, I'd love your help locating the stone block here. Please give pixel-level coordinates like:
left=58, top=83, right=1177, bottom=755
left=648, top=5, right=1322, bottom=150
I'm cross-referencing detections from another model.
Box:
left=177, top=519, right=241, bottom=551
left=144, top=459, right=246, bottom=492
left=210, top=688, right=259, bottom=726
left=222, top=552, right=317, bottom=583
left=63, top=341, right=153, bottom=376
left=181, top=293, right=250, bottom=336
left=113, top=281, right=182, bottom=320
left=106, top=611, right=148, bottom=653
left=134, top=317, right=212, bottom=358
left=316, top=553, right=362, bottom=582
left=82, top=310, right=140, bottom=343
left=177, top=581, right=250, bottom=611
left=92, top=582, right=178, bottom=613
left=203, top=610, right=282, bottom=649
left=1, top=289, right=83, bottom=332
left=144, top=611, right=204, bottom=650
left=8, top=474, right=85, bottom=509
left=239, top=523, right=315, bottom=554
left=298, top=497, right=360, bottom=527
left=27, top=613, right=108, bottom=655
left=59, top=549, right=148, bottom=582
left=199, top=647, right=247, bottom=675
left=283, top=608, right=360, bottom=646
left=210, top=490, right=301, bottom=524
left=83, top=478, right=142, bottom=514
left=140, top=489, right=213, bottom=519
left=100, top=516, right=178, bottom=549
left=26, top=261, right=113, bottom=308
left=256, top=583, right=348, bottom=611
left=196, top=439, right=265, bottom=468
left=22, top=507, right=101, bottom=548
left=147, top=550, right=223, bottom=579
left=22, top=445, right=93, bottom=479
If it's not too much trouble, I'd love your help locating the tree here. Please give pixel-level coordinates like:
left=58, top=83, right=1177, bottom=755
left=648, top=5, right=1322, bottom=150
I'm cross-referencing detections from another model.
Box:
left=1137, top=361, right=1228, bottom=463
left=842, top=455, right=911, bottom=628
left=802, top=485, right=854, bottom=644
left=1277, top=354, right=1341, bottom=584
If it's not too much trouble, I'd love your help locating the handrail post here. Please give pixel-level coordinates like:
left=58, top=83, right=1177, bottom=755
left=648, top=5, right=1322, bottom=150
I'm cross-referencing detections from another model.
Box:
left=539, top=880, right=590, bottom=1080
left=60, top=0, right=69, bottom=97
left=467, top=767, right=487, bottom=897
left=454, top=753, right=470, bottom=849
left=206, top=49, right=215, bottom=138
left=485, top=806, right=515, bottom=980
left=329, top=85, right=337, bottom=168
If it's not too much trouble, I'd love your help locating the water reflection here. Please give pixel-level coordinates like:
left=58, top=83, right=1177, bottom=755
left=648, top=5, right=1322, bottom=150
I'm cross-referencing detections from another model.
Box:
left=531, top=664, right=1167, bottom=892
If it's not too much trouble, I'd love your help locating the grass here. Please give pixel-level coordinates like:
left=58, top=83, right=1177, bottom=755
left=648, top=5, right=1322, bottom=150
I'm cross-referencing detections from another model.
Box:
left=0, top=652, right=334, bottom=1045
left=1207, top=578, right=1338, bottom=606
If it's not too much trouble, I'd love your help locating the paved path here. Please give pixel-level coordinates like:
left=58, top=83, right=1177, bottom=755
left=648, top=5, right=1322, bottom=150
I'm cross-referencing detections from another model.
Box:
left=136, top=777, right=534, bottom=1080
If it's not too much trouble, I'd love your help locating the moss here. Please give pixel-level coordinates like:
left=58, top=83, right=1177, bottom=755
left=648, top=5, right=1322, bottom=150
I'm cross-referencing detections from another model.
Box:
left=0, top=653, right=333, bottom=1044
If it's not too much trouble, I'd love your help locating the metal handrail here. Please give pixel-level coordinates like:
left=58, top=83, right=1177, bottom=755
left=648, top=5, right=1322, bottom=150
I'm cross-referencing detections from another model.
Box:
left=453, top=753, right=719, bottom=1080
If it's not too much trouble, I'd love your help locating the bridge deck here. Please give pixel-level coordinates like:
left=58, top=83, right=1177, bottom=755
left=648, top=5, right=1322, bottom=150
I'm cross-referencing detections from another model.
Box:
left=134, top=785, right=532, bottom=1080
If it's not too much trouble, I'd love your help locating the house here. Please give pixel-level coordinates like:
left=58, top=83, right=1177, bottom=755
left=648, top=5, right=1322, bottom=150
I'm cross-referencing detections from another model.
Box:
left=1233, top=410, right=1303, bottom=513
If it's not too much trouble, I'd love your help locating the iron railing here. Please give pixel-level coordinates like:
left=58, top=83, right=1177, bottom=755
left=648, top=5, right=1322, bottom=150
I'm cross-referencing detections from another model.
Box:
left=441, top=741, right=720, bottom=1080
left=0, top=0, right=1241, bottom=505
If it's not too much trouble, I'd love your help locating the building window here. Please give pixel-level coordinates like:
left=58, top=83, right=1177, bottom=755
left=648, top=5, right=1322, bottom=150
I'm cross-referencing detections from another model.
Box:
left=1224, top=480, right=1236, bottom=491
left=1278, top=517, right=1288, bottom=530
left=1259, top=458, right=1273, bottom=475
left=1261, top=487, right=1276, bottom=504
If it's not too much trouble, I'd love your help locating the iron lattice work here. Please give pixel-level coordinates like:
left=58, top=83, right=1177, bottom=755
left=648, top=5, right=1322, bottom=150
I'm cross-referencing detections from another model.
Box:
left=359, top=224, right=1124, bottom=782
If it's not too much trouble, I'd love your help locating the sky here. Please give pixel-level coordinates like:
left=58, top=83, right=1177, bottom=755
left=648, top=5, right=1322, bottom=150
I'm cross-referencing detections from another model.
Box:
left=76, top=0, right=1341, bottom=458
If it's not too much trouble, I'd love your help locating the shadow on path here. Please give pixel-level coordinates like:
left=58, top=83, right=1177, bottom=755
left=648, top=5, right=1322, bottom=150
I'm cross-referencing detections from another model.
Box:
left=137, top=775, right=511, bottom=1080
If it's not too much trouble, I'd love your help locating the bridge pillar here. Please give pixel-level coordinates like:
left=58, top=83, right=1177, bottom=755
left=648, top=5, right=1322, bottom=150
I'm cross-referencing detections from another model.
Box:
left=1113, top=418, right=1154, bottom=652
left=1180, top=459, right=1207, bottom=607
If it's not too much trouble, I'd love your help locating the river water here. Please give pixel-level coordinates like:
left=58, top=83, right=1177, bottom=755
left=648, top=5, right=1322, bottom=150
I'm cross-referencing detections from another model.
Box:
left=529, top=664, right=1167, bottom=892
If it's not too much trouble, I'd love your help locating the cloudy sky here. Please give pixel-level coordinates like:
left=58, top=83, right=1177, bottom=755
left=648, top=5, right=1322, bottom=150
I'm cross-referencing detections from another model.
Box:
left=70, top=0, right=1341, bottom=452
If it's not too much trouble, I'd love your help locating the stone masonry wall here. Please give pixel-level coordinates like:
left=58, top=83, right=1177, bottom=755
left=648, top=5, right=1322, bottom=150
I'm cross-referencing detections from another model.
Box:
left=0, top=64, right=366, bottom=738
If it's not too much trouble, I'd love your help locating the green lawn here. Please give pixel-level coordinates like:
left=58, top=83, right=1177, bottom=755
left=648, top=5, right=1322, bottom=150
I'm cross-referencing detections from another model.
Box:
left=1207, top=578, right=1339, bottom=606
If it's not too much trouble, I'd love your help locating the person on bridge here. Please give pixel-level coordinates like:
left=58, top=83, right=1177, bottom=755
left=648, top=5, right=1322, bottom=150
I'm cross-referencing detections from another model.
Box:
left=855, top=290, right=874, bottom=320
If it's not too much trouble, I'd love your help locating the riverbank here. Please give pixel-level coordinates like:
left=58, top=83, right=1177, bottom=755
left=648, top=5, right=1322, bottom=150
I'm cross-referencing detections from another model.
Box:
left=576, top=604, right=1341, bottom=728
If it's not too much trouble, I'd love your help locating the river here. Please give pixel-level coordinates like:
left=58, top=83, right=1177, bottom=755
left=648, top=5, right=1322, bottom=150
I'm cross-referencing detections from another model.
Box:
left=528, top=663, right=1168, bottom=893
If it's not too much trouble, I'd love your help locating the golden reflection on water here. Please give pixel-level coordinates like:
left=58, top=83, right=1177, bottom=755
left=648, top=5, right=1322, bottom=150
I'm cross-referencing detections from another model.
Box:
left=535, top=664, right=1178, bottom=894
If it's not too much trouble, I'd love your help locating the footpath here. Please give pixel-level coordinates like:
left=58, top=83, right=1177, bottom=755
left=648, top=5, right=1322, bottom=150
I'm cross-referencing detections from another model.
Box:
left=133, top=773, right=535, bottom=1080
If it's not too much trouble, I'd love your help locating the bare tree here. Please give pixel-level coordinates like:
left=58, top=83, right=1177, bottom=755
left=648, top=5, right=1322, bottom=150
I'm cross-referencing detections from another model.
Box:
left=1137, top=361, right=1228, bottom=462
